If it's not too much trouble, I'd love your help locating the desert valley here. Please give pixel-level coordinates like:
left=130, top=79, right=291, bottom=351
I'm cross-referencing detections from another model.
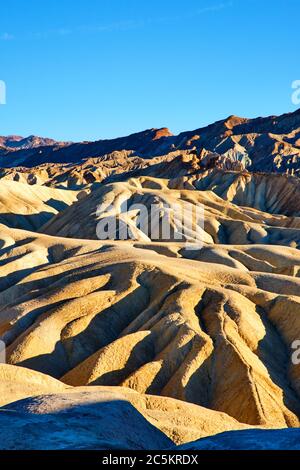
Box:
left=2, top=109, right=300, bottom=450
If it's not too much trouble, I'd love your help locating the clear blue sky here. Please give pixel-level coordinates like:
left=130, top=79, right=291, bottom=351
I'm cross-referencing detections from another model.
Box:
left=0, top=0, right=299, bottom=141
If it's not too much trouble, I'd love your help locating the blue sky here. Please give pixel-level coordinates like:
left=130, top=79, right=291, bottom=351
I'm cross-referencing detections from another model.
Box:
left=0, top=0, right=299, bottom=141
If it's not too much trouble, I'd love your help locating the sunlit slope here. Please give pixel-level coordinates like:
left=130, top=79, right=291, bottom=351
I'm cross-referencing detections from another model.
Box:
left=41, top=176, right=300, bottom=247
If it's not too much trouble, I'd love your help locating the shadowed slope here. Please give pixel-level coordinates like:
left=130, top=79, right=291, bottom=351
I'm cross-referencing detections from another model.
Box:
left=0, top=392, right=172, bottom=450
left=173, top=169, right=300, bottom=216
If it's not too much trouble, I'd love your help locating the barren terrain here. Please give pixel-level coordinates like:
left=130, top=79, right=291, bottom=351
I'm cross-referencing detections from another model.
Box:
left=1, top=110, right=300, bottom=449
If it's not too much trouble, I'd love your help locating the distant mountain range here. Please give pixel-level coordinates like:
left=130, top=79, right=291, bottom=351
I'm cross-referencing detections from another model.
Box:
left=1, top=108, right=300, bottom=173
left=0, top=135, right=69, bottom=151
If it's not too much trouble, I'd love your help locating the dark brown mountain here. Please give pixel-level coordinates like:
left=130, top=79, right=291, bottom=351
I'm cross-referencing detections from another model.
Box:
left=1, top=109, right=300, bottom=174
left=0, top=135, right=69, bottom=151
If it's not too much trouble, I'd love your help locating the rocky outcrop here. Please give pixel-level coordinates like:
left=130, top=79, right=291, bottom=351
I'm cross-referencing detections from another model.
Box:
left=0, top=382, right=299, bottom=449
left=0, top=364, right=248, bottom=445
left=0, top=391, right=172, bottom=450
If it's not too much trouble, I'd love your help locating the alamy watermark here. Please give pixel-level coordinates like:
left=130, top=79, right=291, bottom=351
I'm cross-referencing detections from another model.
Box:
left=291, top=340, right=300, bottom=365
left=292, top=80, right=300, bottom=105
left=0, top=340, right=6, bottom=363
left=0, top=80, right=6, bottom=104
left=96, top=200, right=205, bottom=250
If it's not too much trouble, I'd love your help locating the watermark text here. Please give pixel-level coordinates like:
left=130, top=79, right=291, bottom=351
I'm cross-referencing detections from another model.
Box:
left=0, top=80, right=6, bottom=104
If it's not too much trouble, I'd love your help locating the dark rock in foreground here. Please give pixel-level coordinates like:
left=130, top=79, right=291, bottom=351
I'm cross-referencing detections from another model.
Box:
left=0, top=393, right=172, bottom=450
left=179, top=428, right=300, bottom=450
